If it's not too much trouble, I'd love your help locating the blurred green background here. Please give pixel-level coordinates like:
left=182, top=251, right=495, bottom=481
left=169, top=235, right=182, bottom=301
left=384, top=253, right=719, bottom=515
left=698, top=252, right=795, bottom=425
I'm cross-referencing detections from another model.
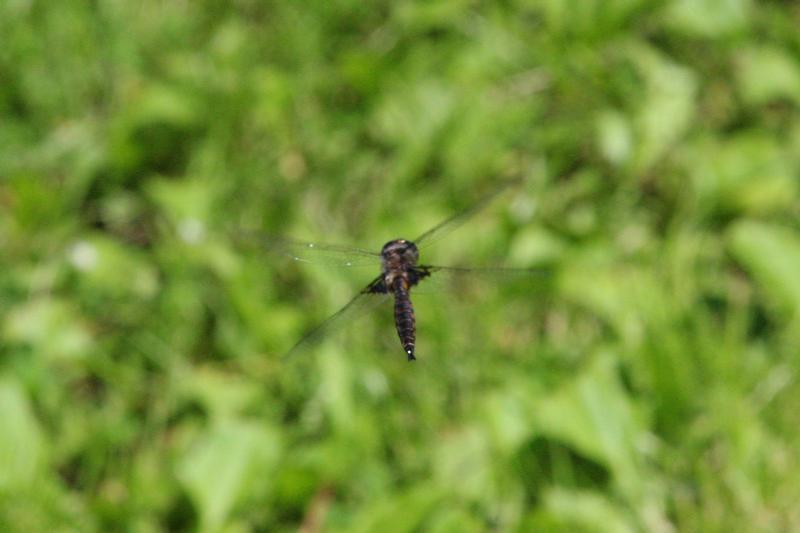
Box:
left=2, top=0, right=800, bottom=531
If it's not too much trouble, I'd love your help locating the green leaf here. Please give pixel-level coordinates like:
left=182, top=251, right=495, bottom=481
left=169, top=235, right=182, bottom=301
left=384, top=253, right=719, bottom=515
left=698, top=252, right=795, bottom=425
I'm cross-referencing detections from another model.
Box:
left=728, top=221, right=800, bottom=322
left=480, top=377, right=544, bottom=455
left=176, top=368, right=264, bottom=421
left=684, top=133, right=797, bottom=216
left=534, top=353, right=648, bottom=498
left=3, top=298, right=93, bottom=362
left=628, top=44, right=697, bottom=171
left=596, top=110, right=633, bottom=166
left=346, top=484, right=444, bottom=533
left=433, top=426, right=492, bottom=500
left=318, top=348, right=356, bottom=434
left=147, top=177, right=218, bottom=234
left=68, top=234, right=159, bottom=299
left=664, top=0, right=751, bottom=37
left=525, top=488, right=636, bottom=533
left=176, top=420, right=282, bottom=531
left=0, top=378, right=46, bottom=491
left=426, top=507, right=483, bottom=533
left=736, top=46, right=800, bottom=106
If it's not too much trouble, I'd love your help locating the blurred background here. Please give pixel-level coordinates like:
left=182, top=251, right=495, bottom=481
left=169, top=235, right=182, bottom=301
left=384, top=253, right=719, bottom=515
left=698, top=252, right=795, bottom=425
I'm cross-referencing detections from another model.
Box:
left=2, top=0, right=800, bottom=531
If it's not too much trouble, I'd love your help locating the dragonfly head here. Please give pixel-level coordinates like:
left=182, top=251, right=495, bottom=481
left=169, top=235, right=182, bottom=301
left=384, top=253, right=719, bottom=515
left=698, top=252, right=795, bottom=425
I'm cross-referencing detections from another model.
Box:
left=380, top=239, right=419, bottom=268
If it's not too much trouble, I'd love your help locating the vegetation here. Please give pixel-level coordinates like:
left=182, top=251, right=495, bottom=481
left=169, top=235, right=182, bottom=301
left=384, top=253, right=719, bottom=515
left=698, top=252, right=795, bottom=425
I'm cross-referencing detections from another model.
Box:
left=2, top=0, right=800, bottom=531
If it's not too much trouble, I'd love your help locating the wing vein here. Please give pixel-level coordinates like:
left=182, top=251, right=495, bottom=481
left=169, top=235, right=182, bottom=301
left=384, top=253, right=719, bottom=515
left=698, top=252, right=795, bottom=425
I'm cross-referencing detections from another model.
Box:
left=414, top=178, right=523, bottom=247
left=284, top=275, right=388, bottom=358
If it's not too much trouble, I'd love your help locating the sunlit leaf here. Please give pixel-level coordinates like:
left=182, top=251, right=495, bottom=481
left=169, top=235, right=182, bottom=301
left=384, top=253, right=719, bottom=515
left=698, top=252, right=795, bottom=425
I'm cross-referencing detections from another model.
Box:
left=176, top=420, right=282, bottom=530
left=684, top=133, right=797, bottom=216
left=736, top=46, right=800, bottom=106
left=3, top=298, right=93, bottom=362
left=534, top=353, right=650, bottom=498
left=728, top=221, right=800, bottom=322
left=628, top=44, right=697, bottom=171
left=0, top=379, right=45, bottom=491
left=433, top=426, right=492, bottom=500
left=525, top=488, right=636, bottom=533
left=664, top=0, right=751, bottom=37
left=346, top=484, right=444, bottom=533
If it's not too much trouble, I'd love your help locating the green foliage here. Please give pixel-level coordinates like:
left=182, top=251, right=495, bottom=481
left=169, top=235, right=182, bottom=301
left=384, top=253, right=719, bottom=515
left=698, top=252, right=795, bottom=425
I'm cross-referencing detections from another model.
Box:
left=2, top=0, right=800, bottom=530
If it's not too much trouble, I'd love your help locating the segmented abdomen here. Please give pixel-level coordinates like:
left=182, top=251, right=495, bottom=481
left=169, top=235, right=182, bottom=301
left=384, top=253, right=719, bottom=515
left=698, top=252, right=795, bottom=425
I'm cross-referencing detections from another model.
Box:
left=392, top=281, right=416, bottom=361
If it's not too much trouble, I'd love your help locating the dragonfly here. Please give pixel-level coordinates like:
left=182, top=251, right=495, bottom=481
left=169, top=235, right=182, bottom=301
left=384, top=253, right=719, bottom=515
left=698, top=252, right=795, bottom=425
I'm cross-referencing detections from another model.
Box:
left=260, top=179, right=547, bottom=362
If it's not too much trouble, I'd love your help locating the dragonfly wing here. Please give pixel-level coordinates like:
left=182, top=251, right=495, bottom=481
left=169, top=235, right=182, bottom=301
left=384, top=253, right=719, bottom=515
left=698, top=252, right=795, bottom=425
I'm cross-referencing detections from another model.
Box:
left=423, top=264, right=551, bottom=278
left=284, top=275, right=389, bottom=359
left=409, top=264, right=553, bottom=293
left=236, top=231, right=380, bottom=268
left=413, top=178, right=524, bottom=248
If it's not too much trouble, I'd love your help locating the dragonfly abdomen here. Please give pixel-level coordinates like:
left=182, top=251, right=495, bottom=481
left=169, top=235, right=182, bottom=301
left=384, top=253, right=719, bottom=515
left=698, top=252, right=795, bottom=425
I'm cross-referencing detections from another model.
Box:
left=392, top=280, right=416, bottom=361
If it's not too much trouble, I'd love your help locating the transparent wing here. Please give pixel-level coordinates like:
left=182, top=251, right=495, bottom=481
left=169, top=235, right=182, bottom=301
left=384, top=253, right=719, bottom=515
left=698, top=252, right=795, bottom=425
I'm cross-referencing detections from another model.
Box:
left=404, top=264, right=552, bottom=295
left=424, top=263, right=551, bottom=288
left=414, top=178, right=524, bottom=248
left=285, top=284, right=390, bottom=359
left=235, top=231, right=380, bottom=268
left=426, top=264, right=551, bottom=278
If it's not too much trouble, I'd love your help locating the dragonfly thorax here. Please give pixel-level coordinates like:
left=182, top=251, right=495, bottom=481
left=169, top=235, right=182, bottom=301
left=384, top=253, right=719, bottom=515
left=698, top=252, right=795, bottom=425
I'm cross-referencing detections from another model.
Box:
left=380, top=239, right=419, bottom=277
